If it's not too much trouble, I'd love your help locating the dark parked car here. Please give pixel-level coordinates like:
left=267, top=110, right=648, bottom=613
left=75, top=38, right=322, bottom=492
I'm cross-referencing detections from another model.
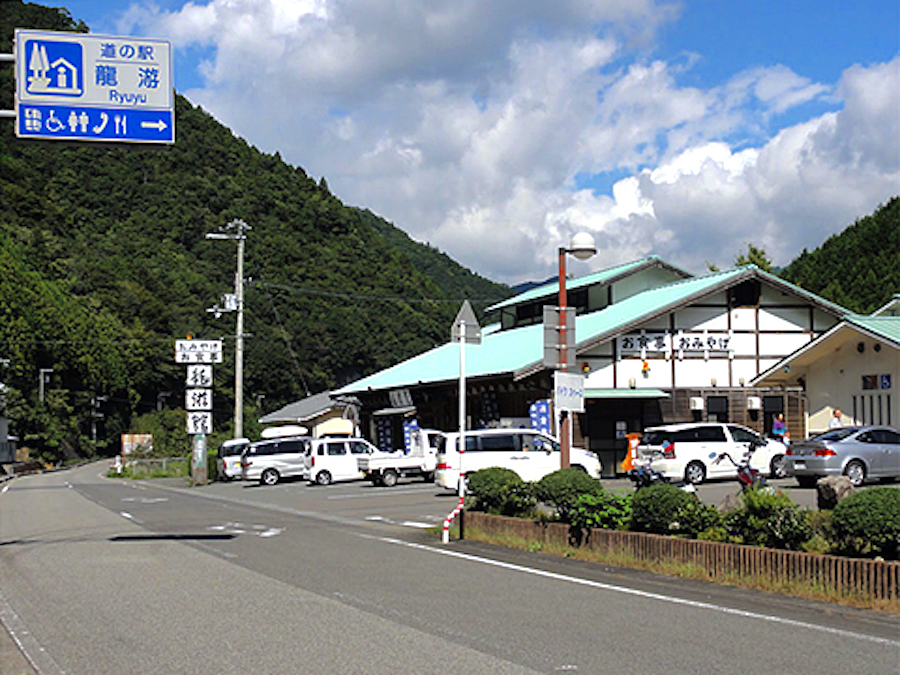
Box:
left=783, top=425, right=900, bottom=487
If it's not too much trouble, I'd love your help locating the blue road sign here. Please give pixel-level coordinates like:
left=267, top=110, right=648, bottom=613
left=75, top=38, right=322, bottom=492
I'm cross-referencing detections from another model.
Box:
left=15, top=29, right=174, bottom=144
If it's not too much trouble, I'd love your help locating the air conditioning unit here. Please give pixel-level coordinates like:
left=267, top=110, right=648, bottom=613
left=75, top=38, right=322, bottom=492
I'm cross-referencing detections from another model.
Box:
left=689, top=397, right=704, bottom=411
left=746, top=396, right=762, bottom=410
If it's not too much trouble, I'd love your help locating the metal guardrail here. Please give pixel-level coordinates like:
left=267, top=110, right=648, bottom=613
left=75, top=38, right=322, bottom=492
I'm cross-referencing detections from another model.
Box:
left=120, top=456, right=189, bottom=476
left=466, top=512, right=900, bottom=604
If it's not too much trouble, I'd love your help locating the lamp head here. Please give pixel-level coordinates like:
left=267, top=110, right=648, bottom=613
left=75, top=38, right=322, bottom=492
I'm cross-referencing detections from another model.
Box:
left=568, top=232, right=597, bottom=261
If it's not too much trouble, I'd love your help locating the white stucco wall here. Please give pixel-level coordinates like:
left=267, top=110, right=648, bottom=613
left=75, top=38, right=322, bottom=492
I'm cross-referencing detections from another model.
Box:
left=805, top=339, right=899, bottom=432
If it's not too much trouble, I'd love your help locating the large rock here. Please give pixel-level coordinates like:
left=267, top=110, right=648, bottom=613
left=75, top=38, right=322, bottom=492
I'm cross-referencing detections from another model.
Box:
left=816, top=476, right=855, bottom=510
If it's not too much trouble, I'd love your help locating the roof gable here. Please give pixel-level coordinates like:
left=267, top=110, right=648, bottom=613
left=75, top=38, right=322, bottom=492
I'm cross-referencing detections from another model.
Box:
left=485, top=255, right=692, bottom=313
left=337, top=264, right=851, bottom=395
left=752, top=315, right=900, bottom=386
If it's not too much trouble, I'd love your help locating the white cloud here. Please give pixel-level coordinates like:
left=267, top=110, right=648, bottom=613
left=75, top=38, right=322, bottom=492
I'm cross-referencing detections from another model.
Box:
left=124, top=1, right=898, bottom=284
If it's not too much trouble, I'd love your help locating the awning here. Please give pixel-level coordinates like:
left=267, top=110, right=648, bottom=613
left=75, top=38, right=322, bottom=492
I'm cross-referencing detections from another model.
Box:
left=371, top=406, right=417, bottom=417
left=585, top=388, right=670, bottom=399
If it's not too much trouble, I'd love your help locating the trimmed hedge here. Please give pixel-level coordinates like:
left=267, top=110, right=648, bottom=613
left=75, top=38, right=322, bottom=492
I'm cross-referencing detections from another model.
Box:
left=630, top=483, right=695, bottom=534
left=533, top=468, right=604, bottom=522
left=465, top=467, right=535, bottom=517
left=725, top=486, right=812, bottom=550
left=570, top=491, right=632, bottom=531
left=832, top=487, right=900, bottom=560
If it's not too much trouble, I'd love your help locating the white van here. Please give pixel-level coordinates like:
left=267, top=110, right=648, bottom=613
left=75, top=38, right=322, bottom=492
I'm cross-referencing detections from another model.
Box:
left=434, top=428, right=602, bottom=489
left=306, top=437, right=379, bottom=485
left=216, top=437, right=250, bottom=481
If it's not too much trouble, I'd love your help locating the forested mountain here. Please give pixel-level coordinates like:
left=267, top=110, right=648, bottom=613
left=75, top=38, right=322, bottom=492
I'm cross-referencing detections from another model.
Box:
left=0, top=2, right=511, bottom=461
left=1, top=3, right=895, bottom=464
left=779, top=197, right=899, bottom=314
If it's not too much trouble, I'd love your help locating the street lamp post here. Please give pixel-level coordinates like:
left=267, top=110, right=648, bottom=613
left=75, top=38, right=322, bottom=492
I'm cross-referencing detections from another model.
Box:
left=557, top=232, right=597, bottom=469
left=206, top=219, right=251, bottom=439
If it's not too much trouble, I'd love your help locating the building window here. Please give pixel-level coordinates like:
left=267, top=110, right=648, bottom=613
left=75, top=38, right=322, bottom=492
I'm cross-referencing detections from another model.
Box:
left=707, top=396, right=729, bottom=422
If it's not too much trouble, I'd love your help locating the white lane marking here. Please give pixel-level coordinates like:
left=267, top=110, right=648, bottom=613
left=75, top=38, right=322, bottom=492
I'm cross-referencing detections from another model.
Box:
left=258, top=528, right=284, bottom=538
left=119, top=511, right=144, bottom=524
left=368, top=535, right=900, bottom=648
left=2, top=484, right=9, bottom=494
left=0, top=587, right=66, bottom=675
left=206, top=522, right=283, bottom=538
left=365, top=515, right=435, bottom=529
left=327, top=485, right=439, bottom=500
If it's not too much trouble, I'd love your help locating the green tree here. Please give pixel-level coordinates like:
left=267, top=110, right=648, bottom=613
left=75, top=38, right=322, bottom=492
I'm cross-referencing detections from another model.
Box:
left=735, top=244, right=774, bottom=272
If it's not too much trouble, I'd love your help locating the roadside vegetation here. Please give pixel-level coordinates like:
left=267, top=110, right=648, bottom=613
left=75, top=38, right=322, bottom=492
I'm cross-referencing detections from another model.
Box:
left=464, top=467, right=900, bottom=561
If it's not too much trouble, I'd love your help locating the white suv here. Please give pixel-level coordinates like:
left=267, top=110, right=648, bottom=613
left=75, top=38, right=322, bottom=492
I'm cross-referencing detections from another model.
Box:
left=637, top=422, right=787, bottom=484
left=434, top=428, right=602, bottom=490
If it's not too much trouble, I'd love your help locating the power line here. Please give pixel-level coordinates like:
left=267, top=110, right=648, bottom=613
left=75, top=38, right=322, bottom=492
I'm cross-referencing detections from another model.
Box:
left=252, top=280, right=509, bottom=305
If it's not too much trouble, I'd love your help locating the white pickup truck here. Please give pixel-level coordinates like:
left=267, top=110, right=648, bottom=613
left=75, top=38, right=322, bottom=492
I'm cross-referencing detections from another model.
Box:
left=358, top=428, right=443, bottom=487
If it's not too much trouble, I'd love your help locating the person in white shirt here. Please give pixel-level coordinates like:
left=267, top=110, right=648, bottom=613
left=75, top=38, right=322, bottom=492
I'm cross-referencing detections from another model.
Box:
left=829, top=409, right=843, bottom=429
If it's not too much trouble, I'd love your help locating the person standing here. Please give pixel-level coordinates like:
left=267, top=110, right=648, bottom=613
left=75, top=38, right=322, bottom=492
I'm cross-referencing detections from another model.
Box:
left=829, top=408, right=843, bottom=429
left=772, top=413, right=786, bottom=440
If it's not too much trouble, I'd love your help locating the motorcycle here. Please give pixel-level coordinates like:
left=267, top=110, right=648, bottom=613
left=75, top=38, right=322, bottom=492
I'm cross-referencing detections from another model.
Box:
left=627, top=450, right=696, bottom=494
left=710, top=439, right=770, bottom=492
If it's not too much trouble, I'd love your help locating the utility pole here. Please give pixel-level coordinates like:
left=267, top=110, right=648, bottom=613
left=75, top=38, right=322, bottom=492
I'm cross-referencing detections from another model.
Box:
left=206, top=219, right=251, bottom=439
left=91, top=395, right=108, bottom=444
left=38, top=368, right=54, bottom=403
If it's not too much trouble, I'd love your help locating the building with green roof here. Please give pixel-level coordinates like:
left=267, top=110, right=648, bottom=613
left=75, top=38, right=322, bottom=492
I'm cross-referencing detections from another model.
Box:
left=336, top=257, right=852, bottom=476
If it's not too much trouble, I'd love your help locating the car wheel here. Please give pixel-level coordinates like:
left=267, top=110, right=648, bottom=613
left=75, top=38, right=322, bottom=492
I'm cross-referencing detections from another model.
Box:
left=260, top=468, right=279, bottom=486
left=684, top=461, right=706, bottom=485
left=844, top=460, right=866, bottom=487
left=422, top=471, right=435, bottom=483
left=381, top=469, right=398, bottom=487
left=770, top=454, right=787, bottom=479
left=796, top=476, right=817, bottom=488
left=315, top=470, right=332, bottom=486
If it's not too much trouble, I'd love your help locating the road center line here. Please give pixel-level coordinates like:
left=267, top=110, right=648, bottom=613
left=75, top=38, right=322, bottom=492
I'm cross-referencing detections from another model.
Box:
left=368, top=535, right=900, bottom=648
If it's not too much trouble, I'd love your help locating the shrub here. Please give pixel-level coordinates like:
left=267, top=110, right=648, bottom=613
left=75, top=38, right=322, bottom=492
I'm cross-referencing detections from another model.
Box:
left=466, top=467, right=535, bottom=517
left=533, top=468, right=604, bottom=522
left=724, top=486, right=813, bottom=550
left=570, top=491, right=632, bottom=531
left=831, top=487, right=900, bottom=560
left=673, top=499, right=723, bottom=537
left=630, top=484, right=695, bottom=534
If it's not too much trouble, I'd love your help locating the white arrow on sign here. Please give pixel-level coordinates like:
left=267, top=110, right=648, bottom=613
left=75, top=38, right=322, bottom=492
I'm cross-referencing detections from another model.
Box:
left=140, top=120, right=168, bottom=131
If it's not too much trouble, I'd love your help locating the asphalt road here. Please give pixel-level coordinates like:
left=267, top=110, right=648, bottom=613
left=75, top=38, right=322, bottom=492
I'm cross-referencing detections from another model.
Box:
left=1, top=464, right=897, bottom=674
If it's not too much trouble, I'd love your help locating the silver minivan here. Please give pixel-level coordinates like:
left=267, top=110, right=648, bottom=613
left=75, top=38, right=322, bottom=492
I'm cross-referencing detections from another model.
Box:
left=241, top=436, right=312, bottom=486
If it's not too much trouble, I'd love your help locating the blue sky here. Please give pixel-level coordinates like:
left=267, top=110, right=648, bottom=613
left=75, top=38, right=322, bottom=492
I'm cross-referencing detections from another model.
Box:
left=46, top=1, right=900, bottom=283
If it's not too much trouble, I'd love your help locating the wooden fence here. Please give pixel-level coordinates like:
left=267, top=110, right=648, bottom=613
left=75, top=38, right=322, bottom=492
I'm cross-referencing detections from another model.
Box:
left=465, top=512, right=900, bottom=604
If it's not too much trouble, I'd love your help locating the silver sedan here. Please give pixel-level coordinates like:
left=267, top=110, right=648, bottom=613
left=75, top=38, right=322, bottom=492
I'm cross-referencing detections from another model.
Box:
left=783, top=425, right=900, bottom=488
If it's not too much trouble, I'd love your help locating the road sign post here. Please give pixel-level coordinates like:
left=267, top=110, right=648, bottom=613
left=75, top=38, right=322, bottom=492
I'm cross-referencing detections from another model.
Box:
left=443, top=300, right=481, bottom=544
left=14, top=29, right=174, bottom=144
left=175, top=339, right=220, bottom=484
